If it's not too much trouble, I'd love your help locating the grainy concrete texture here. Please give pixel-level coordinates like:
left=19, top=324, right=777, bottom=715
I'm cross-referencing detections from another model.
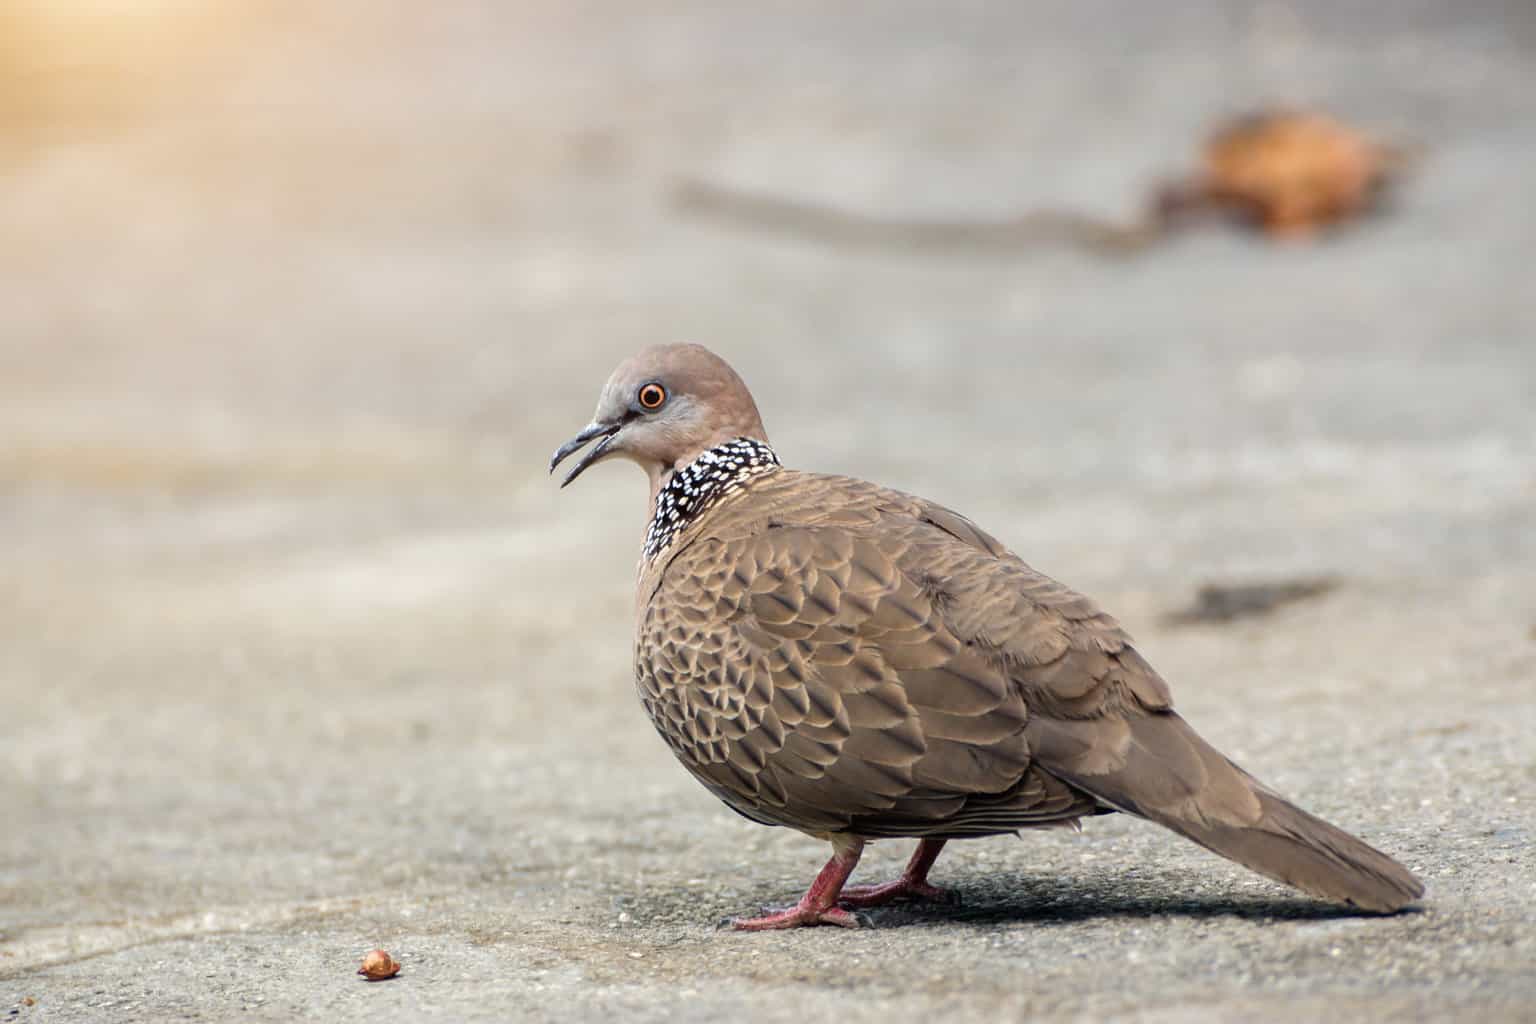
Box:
left=2, top=2, right=1533, bottom=1021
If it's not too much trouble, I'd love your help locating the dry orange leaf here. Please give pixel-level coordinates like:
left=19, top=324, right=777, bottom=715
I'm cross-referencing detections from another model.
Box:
left=1198, top=110, right=1400, bottom=238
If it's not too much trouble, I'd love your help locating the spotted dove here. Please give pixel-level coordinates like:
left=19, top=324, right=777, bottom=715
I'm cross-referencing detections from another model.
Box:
left=550, top=343, right=1424, bottom=930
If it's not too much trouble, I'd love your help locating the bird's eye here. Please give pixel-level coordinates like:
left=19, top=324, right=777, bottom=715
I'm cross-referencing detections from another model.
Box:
left=637, top=383, right=667, bottom=410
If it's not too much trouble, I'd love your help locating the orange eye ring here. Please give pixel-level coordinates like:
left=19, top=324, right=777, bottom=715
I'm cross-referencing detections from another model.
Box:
left=637, top=383, right=667, bottom=410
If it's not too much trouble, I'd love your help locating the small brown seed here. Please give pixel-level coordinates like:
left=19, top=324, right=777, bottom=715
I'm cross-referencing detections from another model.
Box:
left=357, top=949, right=401, bottom=981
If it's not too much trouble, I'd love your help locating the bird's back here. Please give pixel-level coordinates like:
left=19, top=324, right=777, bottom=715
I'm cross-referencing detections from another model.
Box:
left=635, top=467, right=1154, bottom=838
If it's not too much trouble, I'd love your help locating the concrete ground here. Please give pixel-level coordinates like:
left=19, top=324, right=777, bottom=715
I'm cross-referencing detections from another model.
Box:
left=2, top=2, right=1533, bottom=1020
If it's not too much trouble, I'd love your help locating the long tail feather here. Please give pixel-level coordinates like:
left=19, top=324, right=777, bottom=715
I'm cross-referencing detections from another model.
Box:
left=1029, top=711, right=1424, bottom=912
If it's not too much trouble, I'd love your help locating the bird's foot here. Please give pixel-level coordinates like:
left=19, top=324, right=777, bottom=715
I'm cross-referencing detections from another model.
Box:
left=724, top=902, right=871, bottom=931
left=720, top=836, right=876, bottom=930
left=838, top=877, right=957, bottom=909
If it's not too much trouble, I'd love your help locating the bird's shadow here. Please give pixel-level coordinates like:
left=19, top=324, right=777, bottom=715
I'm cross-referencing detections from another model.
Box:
left=853, top=870, right=1421, bottom=929
left=709, top=868, right=1422, bottom=931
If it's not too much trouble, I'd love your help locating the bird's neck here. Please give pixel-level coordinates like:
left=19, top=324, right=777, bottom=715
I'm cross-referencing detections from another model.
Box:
left=642, top=437, right=781, bottom=563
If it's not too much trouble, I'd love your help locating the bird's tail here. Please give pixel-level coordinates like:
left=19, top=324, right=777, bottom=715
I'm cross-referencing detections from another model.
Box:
left=1028, top=711, right=1424, bottom=913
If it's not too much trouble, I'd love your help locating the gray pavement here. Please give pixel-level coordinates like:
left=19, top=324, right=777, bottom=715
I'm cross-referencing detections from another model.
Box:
left=2, top=2, right=1534, bottom=1020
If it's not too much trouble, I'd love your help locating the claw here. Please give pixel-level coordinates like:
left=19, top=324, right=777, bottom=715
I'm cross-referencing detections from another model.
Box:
left=729, top=905, right=870, bottom=931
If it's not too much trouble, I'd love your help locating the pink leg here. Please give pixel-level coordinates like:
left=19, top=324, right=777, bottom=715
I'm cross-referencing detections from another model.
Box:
left=729, top=836, right=870, bottom=931
left=838, top=838, right=954, bottom=909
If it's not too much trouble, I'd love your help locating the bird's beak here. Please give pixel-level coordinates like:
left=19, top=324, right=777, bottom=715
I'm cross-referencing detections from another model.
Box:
left=549, top=420, right=622, bottom=488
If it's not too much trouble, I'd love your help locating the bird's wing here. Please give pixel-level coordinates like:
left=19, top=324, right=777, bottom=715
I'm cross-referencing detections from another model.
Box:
left=636, top=480, right=1104, bottom=838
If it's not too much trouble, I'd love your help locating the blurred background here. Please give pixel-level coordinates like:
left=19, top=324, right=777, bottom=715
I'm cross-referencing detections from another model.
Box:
left=2, top=2, right=1533, bottom=1019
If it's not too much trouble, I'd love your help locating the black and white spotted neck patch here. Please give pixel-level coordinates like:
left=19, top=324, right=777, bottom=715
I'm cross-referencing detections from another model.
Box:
left=642, top=438, right=781, bottom=562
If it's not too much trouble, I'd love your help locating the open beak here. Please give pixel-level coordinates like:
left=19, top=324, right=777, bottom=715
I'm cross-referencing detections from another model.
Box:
left=549, top=420, right=622, bottom=487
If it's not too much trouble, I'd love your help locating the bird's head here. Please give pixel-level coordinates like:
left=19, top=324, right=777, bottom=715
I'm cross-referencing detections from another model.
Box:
left=549, top=344, right=768, bottom=498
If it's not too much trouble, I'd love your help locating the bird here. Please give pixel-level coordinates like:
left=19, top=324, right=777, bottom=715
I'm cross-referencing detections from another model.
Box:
left=549, top=343, right=1424, bottom=930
